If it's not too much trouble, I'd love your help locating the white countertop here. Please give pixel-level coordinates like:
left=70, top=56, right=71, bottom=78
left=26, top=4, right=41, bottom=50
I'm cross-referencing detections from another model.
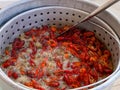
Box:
left=0, top=0, right=120, bottom=90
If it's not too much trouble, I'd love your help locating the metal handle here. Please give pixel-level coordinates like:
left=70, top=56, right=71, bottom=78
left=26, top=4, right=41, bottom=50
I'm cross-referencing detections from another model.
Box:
left=57, top=0, right=119, bottom=37
left=80, top=0, right=119, bottom=23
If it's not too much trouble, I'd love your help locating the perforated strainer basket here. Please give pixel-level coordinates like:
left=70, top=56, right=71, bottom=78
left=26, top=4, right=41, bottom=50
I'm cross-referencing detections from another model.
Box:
left=0, top=6, right=120, bottom=90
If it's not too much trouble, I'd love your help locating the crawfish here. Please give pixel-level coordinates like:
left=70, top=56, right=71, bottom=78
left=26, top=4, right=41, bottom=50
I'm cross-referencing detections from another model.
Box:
left=63, top=74, right=80, bottom=88
left=55, top=58, right=63, bottom=69
left=2, top=58, right=17, bottom=68
left=44, top=78, right=60, bottom=87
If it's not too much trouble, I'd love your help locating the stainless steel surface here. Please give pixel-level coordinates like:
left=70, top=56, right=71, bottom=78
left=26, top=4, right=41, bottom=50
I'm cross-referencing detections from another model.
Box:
left=0, top=0, right=120, bottom=90
left=57, top=0, right=119, bottom=37
left=0, top=6, right=120, bottom=90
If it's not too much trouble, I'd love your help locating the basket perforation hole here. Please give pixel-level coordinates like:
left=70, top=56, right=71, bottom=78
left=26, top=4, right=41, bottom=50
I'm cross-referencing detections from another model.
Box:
left=17, top=29, right=20, bottom=31
left=59, top=18, right=62, bottom=21
left=21, top=19, right=24, bottom=22
left=47, top=24, right=50, bottom=26
left=113, top=54, right=114, bottom=56
left=110, top=37, right=112, bottom=39
left=93, top=30, right=96, bottom=32
left=113, top=42, right=115, bottom=45
left=53, top=23, right=56, bottom=25
left=47, top=12, right=50, bottom=14
left=111, top=48, right=113, bottom=51
left=7, top=37, right=9, bottom=39
left=65, top=19, right=68, bottom=21
left=66, top=12, right=69, bottom=15
left=99, top=33, right=101, bottom=36
left=107, top=43, right=110, bottom=46
left=40, top=13, right=43, bottom=15
left=35, top=26, right=39, bottom=29
left=103, top=37, right=105, bottom=40
left=34, top=14, right=37, bottom=17
left=28, top=16, right=31, bottom=19
left=12, top=32, right=15, bottom=35
left=72, top=20, right=74, bottom=22
left=11, top=25, right=13, bottom=29
left=59, top=23, right=62, bottom=26
left=53, top=11, right=56, bottom=14
left=3, top=42, right=5, bottom=44
left=105, top=31, right=107, bottom=34
left=35, top=21, right=38, bottom=23
left=78, top=15, right=81, bottom=18
left=29, top=23, right=32, bottom=26
left=41, top=19, right=43, bottom=22
left=41, top=25, right=44, bottom=27
left=47, top=18, right=50, bottom=21
left=5, top=30, right=8, bottom=33
left=16, top=22, right=18, bottom=24
left=23, top=26, right=25, bottom=28
left=72, top=13, right=75, bottom=16
left=1, top=35, right=4, bottom=38
left=53, top=18, right=56, bottom=20
left=60, top=12, right=62, bottom=14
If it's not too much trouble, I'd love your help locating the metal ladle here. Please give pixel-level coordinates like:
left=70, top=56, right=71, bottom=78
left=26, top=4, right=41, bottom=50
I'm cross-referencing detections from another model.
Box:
left=57, top=0, right=119, bottom=37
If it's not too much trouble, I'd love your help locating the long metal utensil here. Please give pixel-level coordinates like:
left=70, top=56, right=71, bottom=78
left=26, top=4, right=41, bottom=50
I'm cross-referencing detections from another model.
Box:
left=57, top=0, right=119, bottom=37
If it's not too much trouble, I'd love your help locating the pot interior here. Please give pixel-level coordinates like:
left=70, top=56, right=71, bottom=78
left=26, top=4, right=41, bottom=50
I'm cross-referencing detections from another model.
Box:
left=0, top=6, right=119, bottom=89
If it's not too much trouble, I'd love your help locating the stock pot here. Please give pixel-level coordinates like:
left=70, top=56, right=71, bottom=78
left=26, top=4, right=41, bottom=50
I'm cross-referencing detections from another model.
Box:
left=0, top=0, right=120, bottom=90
